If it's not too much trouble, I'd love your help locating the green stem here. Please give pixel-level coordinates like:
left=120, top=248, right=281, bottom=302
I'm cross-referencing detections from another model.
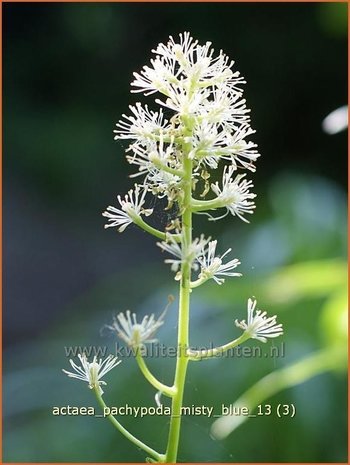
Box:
left=165, top=138, right=193, bottom=463
left=135, top=350, right=176, bottom=397
left=191, top=196, right=226, bottom=212
left=94, top=388, right=165, bottom=462
left=190, top=276, right=209, bottom=289
left=132, top=215, right=181, bottom=242
left=187, top=332, right=250, bottom=361
left=149, top=154, right=185, bottom=178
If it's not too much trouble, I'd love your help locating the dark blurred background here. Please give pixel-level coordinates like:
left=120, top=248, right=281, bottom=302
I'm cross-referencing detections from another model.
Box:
left=3, top=3, right=347, bottom=463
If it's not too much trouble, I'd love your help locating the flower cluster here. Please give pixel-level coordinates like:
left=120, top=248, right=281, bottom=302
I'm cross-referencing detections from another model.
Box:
left=100, top=31, right=281, bottom=336
left=103, top=32, right=259, bottom=243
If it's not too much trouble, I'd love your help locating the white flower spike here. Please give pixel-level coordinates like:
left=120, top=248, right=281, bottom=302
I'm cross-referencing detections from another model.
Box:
left=235, top=298, right=283, bottom=342
left=110, top=309, right=166, bottom=348
left=111, top=32, right=261, bottom=211
left=62, top=353, right=121, bottom=396
left=65, top=33, right=281, bottom=462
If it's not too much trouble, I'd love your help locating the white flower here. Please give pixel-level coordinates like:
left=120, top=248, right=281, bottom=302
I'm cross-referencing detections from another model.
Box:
left=196, top=124, right=258, bottom=172
left=197, top=240, right=241, bottom=285
left=235, top=298, right=283, bottom=342
left=62, top=353, right=121, bottom=396
left=190, top=122, right=259, bottom=173
left=125, top=143, right=155, bottom=179
left=145, top=136, right=182, bottom=196
left=157, top=236, right=183, bottom=274
left=130, top=33, right=197, bottom=98
left=221, top=124, right=260, bottom=171
left=114, top=103, right=169, bottom=144
left=102, top=184, right=152, bottom=232
left=157, top=235, right=209, bottom=279
left=155, top=86, right=209, bottom=116
left=189, top=121, right=230, bottom=165
left=125, top=137, right=182, bottom=199
left=211, top=165, right=256, bottom=222
left=109, top=309, right=166, bottom=347
left=131, top=56, right=180, bottom=98
left=198, top=89, right=250, bottom=127
left=147, top=168, right=181, bottom=199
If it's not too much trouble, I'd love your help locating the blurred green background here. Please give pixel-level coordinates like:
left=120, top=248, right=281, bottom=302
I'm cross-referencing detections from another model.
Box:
left=3, top=3, right=347, bottom=463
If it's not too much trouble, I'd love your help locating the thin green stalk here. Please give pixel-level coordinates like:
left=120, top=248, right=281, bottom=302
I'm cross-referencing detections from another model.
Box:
left=94, top=387, right=165, bottom=462
left=190, top=276, right=209, bottom=289
left=135, top=350, right=176, bottom=397
left=165, top=145, right=193, bottom=463
left=187, top=332, right=251, bottom=361
left=191, top=196, right=226, bottom=212
left=149, top=154, right=185, bottom=177
left=132, top=215, right=181, bottom=242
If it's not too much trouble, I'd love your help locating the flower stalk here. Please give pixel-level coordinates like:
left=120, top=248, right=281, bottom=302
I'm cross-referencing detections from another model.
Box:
left=94, top=386, right=165, bottom=462
left=135, top=350, right=176, bottom=398
left=165, top=139, right=193, bottom=463
left=187, top=332, right=251, bottom=361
